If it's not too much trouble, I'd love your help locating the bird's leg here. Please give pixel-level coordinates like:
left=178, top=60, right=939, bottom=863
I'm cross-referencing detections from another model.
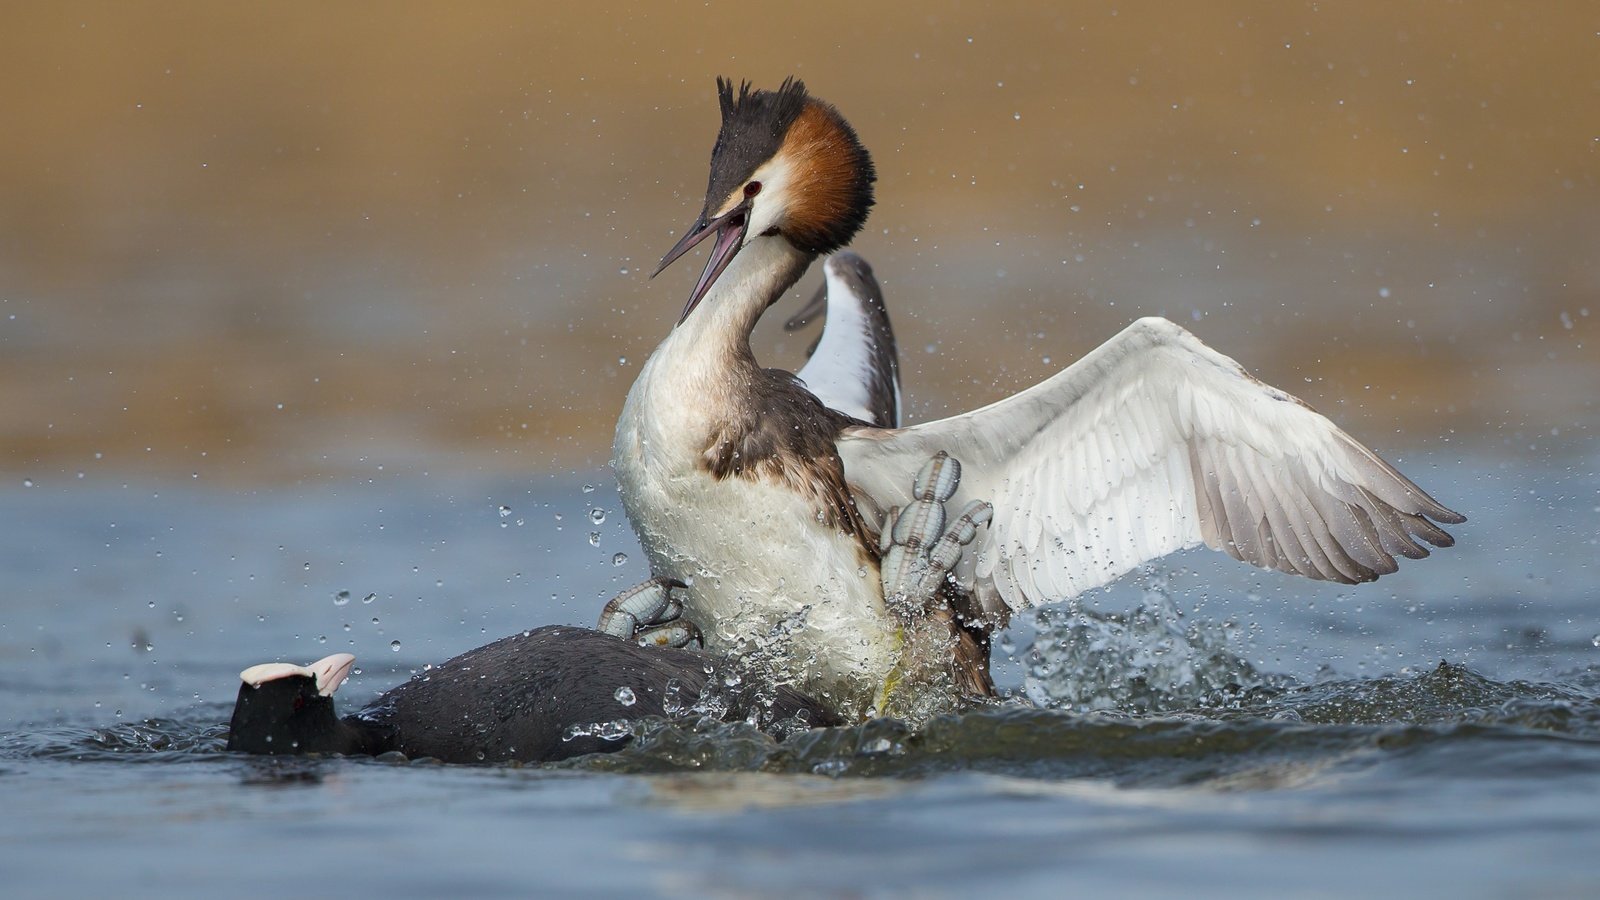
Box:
left=874, top=451, right=993, bottom=713
left=597, top=576, right=704, bottom=650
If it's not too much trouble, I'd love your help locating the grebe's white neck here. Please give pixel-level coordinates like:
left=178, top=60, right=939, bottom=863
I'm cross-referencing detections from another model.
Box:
left=661, top=234, right=811, bottom=376
left=620, top=232, right=816, bottom=470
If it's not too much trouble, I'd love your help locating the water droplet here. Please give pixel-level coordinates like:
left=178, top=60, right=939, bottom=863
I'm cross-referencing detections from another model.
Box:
left=1592, top=634, right=1600, bottom=648
left=21, top=478, right=33, bottom=488
left=582, top=484, right=596, bottom=494
left=612, top=552, right=628, bottom=566
left=333, top=590, right=351, bottom=606
left=588, top=532, right=601, bottom=547
left=614, top=686, right=636, bottom=706
left=589, top=508, right=607, bottom=525
left=362, top=592, right=377, bottom=604
left=595, top=720, right=631, bottom=740
left=390, top=640, right=401, bottom=652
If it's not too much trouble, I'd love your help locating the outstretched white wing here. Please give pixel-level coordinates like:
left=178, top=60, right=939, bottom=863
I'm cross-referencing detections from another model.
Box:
left=789, top=251, right=902, bottom=428
left=838, top=317, right=1464, bottom=615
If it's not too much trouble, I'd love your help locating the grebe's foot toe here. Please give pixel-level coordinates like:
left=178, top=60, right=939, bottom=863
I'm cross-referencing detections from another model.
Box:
left=927, top=499, right=993, bottom=578
left=880, top=452, right=992, bottom=619
left=597, top=577, right=702, bottom=649
left=635, top=618, right=704, bottom=651
left=912, top=450, right=962, bottom=504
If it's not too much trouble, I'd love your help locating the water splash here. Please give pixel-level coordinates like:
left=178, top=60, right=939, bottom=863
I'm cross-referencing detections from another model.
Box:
left=8, top=661, right=1600, bottom=789
left=1022, top=574, right=1283, bottom=714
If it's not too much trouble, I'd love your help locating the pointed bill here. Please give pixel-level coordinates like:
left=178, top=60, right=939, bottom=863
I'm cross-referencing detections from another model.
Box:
left=652, top=200, right=751, bottom=325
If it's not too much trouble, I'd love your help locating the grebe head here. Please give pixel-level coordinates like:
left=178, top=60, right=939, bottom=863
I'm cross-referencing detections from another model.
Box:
left=653, top=77, right=875, bottom=324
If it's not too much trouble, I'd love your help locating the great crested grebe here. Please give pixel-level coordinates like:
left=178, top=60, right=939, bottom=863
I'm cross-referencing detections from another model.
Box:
left=610, top=78, right=1463, bottom=721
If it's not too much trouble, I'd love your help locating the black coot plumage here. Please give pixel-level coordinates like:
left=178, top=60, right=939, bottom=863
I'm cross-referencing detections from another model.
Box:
left=227, top=625, right=837, bottom=763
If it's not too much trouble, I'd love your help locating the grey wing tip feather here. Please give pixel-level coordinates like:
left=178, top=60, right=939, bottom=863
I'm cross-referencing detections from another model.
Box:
left=1335, top=430, right=1466, bottom=525
left=1409, top=488, right=1466, bottom=527
left=1193, top=434, right=1463, bottom=588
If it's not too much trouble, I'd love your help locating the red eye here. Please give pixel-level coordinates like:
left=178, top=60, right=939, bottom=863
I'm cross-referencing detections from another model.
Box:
left=744, top=182, right=762, bottom=198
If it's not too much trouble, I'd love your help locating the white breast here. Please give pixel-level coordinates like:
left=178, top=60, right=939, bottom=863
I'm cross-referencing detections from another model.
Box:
left=612, top=337, right=898, bottom=711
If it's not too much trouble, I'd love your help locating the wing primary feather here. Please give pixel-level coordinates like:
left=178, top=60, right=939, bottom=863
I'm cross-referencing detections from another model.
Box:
left=1400, top=512, right=1455, bottom=548
left=1254, top=453, right=1372, bottom=582
left=1287, top=475, right=1378, bottom=582
left=1358, top=488, right=1432, bottom=560
left=1301, top=458, right=1394, bottom=574
left=1240, top=455, right=1321, bottom=578
left=1335, top=431, right=1466, bottom=524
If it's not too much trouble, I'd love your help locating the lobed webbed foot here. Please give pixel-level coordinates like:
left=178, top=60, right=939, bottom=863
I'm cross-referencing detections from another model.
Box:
left=878, top=451, right=993, bottom=620
left=596, top=576, right=704, bottom=650
left=873, top=451, right=997, bottom=715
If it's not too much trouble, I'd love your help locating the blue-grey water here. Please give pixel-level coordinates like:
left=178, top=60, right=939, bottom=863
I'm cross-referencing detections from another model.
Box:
left=3, top=452, right=1599, bottom=897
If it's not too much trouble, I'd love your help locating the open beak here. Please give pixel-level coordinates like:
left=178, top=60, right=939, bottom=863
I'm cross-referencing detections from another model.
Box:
left=652, top=199, right=751, bottom=325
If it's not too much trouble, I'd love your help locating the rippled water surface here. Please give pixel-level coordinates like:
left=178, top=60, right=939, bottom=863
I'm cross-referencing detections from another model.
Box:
left=3, top=455, right=1598, bottom=897
left=3, top=5, right=1596, bottom=894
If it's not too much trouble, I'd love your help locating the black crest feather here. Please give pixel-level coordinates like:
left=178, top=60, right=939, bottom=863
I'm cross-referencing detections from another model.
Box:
left=702, top=77, right=812, bottom=219
left=700, top=77, right=875, bottom=255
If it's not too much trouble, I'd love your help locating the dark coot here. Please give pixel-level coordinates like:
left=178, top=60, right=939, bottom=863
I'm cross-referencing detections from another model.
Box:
left=227, top=625, right=838, bottom=763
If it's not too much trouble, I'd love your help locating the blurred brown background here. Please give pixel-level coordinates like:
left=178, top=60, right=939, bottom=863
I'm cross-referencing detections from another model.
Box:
left=2, top=2, right=1595, bottom=483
